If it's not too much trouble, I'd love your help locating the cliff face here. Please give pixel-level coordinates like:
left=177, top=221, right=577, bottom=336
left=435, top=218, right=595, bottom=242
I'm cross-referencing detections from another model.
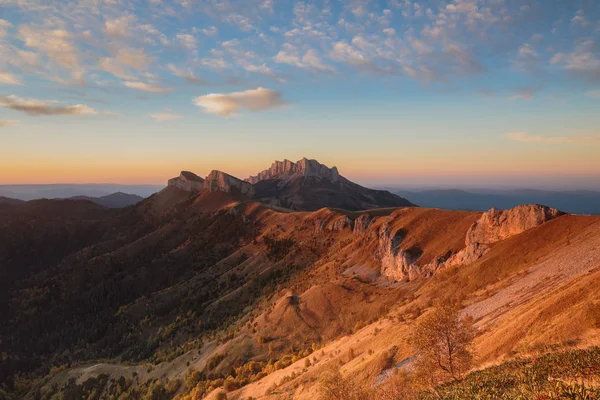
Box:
left=377, top=204, right=564, bottom=282
left=205, top=170, right=255, bottom=196
left=167, top=170, right=254, bottom=197
left=167, top=171, right=205, bottom=193
left=246, top=158, right=340, bottom=184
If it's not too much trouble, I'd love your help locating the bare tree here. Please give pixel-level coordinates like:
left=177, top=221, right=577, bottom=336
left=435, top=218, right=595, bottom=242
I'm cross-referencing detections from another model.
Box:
left=410, top=300, right=475, bottom=386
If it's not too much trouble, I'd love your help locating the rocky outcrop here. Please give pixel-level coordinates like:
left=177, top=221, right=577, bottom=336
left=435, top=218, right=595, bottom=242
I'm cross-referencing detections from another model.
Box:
left=353, top=214, right=372, bottom=234
left=445, top=204, right=564, bottom=267
left=205, top=170, right=255, bottom=197
left=168, top=171, right=205, bottom=193
left=378, top=204, right=564, bottom=282
left=168, top=170, right=254, bottom=197
left=247, top=158, right=340, bottom=184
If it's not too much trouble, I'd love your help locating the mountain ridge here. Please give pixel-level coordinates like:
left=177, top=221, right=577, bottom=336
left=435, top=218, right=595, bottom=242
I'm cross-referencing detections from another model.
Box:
left=167, top=157, right=415, bottom=211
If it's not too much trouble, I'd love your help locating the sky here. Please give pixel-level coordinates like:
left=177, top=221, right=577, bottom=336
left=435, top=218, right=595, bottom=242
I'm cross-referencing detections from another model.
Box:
left=0, top=0, right=599, bottom=189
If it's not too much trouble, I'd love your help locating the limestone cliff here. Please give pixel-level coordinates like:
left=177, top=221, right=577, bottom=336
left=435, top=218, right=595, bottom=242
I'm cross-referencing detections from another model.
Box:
left=167, top=171, right=205, bottom=193
left=246, top=158, right=340, bottom=185
left=377, top=204, right=564, bottom=282
left=205, top=170, right=255, bottom=197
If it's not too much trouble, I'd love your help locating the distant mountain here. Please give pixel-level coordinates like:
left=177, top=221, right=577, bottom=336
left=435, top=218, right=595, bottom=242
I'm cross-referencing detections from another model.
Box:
left=69, top=192, right=144, bottom=208
left=0, top=196, right=24, bottom=206
left=247, top=158, right=415, bottom=211
left=391, top=188, right=600, bottom=215
left=0, top=184, right=164, bottom=201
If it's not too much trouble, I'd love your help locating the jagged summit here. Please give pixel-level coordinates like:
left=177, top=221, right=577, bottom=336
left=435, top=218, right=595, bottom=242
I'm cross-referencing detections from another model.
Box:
left=166, top=157, right=414, bottom=211
left=168, top=170, right=254, bottom=196
left=246, top=157, right=340, bottom=184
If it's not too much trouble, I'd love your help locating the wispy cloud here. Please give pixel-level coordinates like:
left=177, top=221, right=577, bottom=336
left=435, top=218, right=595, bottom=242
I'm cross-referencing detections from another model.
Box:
left=167, top=64, right=207, bottom=85
left=193, top=87, right=285, bottom=117
left=0, top=95, right=97, bottom=116
left=505, top=132, right=599, bottom=144
left=0, top=70, right=21, bottom=85
left=148, top=111, right=182, bottom=121
left=123, top=81, right=171, bottom=93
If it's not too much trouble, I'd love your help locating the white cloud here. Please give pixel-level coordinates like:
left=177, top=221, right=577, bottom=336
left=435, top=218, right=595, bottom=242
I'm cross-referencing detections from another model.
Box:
left=0, top=70, right=21, bottom=85
left=123, top=81, right=171, bottom=93
left=504, top=132, right=598, bottom=144
left=116, top=48, right=152, bottom=70
left=274, top=45, right=334, bottom=72
left=148, top=111, right=182, bottom=121
left=0, top=19, right=10, bottom=39
left=105, top=16, right=134, bottom=38
left=17, top=26, right=80, bottom=71
left=99, top=58, right=133, bottom=79
left=551, top=40, right=600, bottom=82
left=202, top=26, right=218, bottom=36
left=176, top=33, right=197, bottom=50
left=193, top=87, right=284, bottom=117
left=200, top=57, right=230, bottom=70
left=0, top=95, right=96, bottom=116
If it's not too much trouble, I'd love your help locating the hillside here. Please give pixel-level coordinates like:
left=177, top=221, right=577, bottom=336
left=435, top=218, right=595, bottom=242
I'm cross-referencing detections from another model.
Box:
left=1, top=169, right=600, bottom=400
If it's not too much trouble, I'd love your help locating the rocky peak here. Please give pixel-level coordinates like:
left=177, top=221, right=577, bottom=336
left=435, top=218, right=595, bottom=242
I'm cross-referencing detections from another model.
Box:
left=205, top=170, right=255, bottom=197
left=168, top=171, right=205, bottom=193
left=246, top=157, right=341, bottom=184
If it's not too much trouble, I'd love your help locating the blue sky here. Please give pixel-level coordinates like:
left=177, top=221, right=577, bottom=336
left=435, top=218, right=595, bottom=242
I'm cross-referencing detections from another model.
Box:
left=0, top=0, right=599, bottom=188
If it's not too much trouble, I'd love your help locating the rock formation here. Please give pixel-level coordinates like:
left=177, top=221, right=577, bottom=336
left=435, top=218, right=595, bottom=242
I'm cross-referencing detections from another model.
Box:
left=168, top=170, right=254, bottom=197
left=205, top=170, right=255, bottom=196
left=249, top=158, right=415, bottom=211
left=377, top=204, right=564, bottom=282
left=168, top=171, right=205, bottom=193
left=246, top=158, right=340, bottom=184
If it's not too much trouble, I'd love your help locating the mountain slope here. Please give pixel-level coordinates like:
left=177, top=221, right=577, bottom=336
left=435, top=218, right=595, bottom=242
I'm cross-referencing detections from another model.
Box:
left=2, top=165, right=600, bottom=400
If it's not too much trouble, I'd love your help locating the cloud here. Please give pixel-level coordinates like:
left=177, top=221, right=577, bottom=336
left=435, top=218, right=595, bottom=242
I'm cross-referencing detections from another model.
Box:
left=585, top=90, right=600, bottom=98
left=551, top=40, right=600, bottom=82
left=115, top=48, right=153, bottom=70
left=168, top=64, right=207, bottom=84
left=193, top=87, right=285, bottom=117
left=274, top=45, right=334, bottom=72
left=0, top=19, right=10, bottom=39
left=0, top=70, right=21, bottom=85
left=202, top=26, right=218, bottom=36
left=504, top=132, right=598, bottom=144
left=17, top=26, right=80, bottom=71
left=99, top=58, right=134, bottom=79
left=509, top=87, right=538, bottom=101
left=148, top=111, right=182, bottom=121
left=0, top=119, right=19, bottom=127
left=0, top=95, right=97, bottom=116
left=123, top=81, right=171, bottom=93
left=105, top=16, right=134, bottom=38
left=176, top=33, right=197, bottom=50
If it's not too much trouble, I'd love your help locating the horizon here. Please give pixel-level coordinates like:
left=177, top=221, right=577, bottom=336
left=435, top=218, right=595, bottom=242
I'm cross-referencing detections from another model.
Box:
left=1, top=1, right=600, bottom=189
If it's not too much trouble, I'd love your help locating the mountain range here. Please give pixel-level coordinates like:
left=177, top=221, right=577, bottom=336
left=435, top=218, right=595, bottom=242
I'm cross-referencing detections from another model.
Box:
left=1, top=158, right=600, bottom=400
left=391, top=188, right=600, bottom=215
